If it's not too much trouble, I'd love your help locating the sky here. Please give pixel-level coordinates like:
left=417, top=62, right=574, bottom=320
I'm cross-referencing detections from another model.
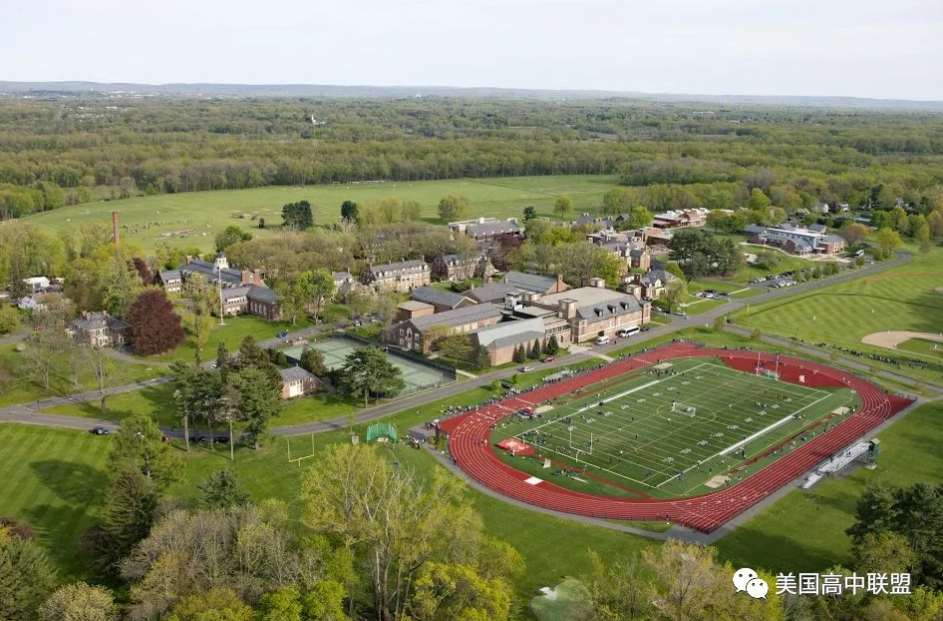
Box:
left=3, top=0, right=942, bottom=100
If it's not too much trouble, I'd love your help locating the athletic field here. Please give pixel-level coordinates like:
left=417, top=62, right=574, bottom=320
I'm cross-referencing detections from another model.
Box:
left=494, top=357, right=857, bottom=498
left=283, top=338, right=452, bottom=393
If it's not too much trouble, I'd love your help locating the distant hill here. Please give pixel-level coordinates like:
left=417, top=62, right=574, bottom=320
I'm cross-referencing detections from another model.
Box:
left=1, top=81, right=942, bottom=109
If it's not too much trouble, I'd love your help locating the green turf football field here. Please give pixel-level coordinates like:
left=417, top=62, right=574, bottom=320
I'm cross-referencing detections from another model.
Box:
left=493, top=357, right=857, bottom=498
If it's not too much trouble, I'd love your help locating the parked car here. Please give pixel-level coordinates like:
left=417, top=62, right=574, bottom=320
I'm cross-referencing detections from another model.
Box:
left=90, top=427, right=110, bottom=436
left=214, top=436, right=230, bottom=444
left=276, top=331, right=289, bottom=339
left=191, top=435, right=207, bottom=443
left=543, top=357, right=555, bottom=363
left=673, top=311, right=687, bottom=318
left=521, top=366, right=534, bottom=372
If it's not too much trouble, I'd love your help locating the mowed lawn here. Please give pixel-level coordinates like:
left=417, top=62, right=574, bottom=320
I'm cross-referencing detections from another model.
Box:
left=25, top=175, right=620, bottom=253
left=733, top=249, right=943, bottom=365
left=0, top=425, right=113, bottom=578
left=147, top=315, right=312, bottom=363
left=0, top=343, right=164, bottom=409
left=715, top=400, right=943, bottom=574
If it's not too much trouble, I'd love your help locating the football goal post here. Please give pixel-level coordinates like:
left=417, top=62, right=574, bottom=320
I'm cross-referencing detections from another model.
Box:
left=671, top=402, right=697, bottom=417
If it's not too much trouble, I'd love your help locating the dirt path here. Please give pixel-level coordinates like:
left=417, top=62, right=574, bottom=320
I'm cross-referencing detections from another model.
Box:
left=861, top=331, right=943, bottom=349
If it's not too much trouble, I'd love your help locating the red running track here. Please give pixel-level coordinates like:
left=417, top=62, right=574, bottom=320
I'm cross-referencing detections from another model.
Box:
left=442, top=342, right=912, bottom=533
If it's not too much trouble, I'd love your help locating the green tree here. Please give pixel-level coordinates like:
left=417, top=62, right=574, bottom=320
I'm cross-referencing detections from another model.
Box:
left=625, top=205, right=653, bottom=229
left=663, top=279, right=687, bottom=313
left=876, top=227, right=902, bottom=258
left=553, top=195, right=574, bottom=218
left=928, top=210, right=943, bottom=239
left=0, top=305, right=21, bottom=335
left=914, top=214, right=932, bottom=253
left=340, top=199, right=359, bottom=222
left=258, top=587, right=303, bottom=621
left=838, top=222, right=869, bottom=245
left=227, top=366, right=282, bottom=449
left=601, top=187, right=635, bottom=215
left=214, top=225, right=252, bottom=253
left=747, top=188, right=771, bottom=210
left=0, top=527, right=57, bottom=621
left=474, top=346, right=492, bottom=370
left=522, top=206, right=537, bottom=221
left=513, top=344, right=526, bottom=364
left=546, top=335, right=559, bottom=356
left=183, top=276, right=218, bottom=364
left=38, top=582, right=119, bottom=621
left=109, top=413, right=184, bottom=490
left=530, top=338, right=542, bottom=359
left=409, top=562, right=512, bottom=621
left=102, top=254, right=145, bottom=316
left=198, top=470, right=250, bottom=509
left=437, top=195, right=470, bottom=222
left=300, top=347, right=328, bottom=377
left=337, top=346, right=406, bottom=407
left=852, top=532, right=916, bottom=576
left=168, top=588, right=254, bottom=621
left=94, top=467, right=160, bottom=575
left=281, top=200, right=314, bottom=231
left=305, top=268, right=336, bottom=322
left=302, top=443, right=480, bottom=621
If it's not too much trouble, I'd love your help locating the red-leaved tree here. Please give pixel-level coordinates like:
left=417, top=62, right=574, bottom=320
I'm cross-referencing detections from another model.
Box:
left=126, top=289, right=185, bottom=355
left=132, top=258, right=154, bottom=286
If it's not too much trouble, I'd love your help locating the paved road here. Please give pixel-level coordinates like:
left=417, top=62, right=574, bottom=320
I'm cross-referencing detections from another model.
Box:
left=0, top=250, right=911, bottom=436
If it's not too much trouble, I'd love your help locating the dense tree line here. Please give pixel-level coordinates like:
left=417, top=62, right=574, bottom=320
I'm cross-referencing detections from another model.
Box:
left=2, top=98, right=943, bottom=220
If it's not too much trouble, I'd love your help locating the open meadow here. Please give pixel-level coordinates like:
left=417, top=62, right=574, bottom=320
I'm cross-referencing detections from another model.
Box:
left=24, top=175, right=620, bottom=253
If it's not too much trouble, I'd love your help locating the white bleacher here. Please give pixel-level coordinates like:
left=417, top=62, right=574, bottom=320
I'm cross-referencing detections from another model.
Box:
left=802, top=473, right=823, bottom=489
left=817, top=442, right=871, bottom=475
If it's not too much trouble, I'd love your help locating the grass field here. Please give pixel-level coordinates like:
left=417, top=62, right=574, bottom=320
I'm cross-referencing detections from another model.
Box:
left=0, top=343, right=164, bottom=408
left=715, top=400, right=943, bottom=574
left=25, top=175, right=620, bottom=253
left=149, top=315, right=312, bottom=363
left=0, top=425, right=112, bottom=578
left=733, top=248, right=943, bottom=381
left=1, top=366, right=653, bottom=597
left=897, top=338, right=943, bottom=360
left=494, top=357, right=855, bottom=498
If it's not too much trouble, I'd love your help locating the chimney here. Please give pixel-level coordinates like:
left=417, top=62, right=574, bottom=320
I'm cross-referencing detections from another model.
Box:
left=112, top=211, right=119, bottom=246
left=253, top=269, right=262, bottom=284
left=555, top=274, right=565, bottom=292
left=590, top=277, right=605, bottom=289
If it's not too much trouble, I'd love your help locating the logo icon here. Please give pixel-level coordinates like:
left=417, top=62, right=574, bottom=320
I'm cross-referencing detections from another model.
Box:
left=733, top=567, right=758, bottom=592
left=733, top=568, right=769, bottom=599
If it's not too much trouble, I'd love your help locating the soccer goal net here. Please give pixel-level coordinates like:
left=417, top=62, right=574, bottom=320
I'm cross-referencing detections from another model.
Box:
left=671, top=402, right=697, bottom=417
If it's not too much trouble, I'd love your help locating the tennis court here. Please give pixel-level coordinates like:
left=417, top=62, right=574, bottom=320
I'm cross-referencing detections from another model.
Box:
left=494, top=356, right=857, bottom=497
left=283, top=338, right=453, bottom=393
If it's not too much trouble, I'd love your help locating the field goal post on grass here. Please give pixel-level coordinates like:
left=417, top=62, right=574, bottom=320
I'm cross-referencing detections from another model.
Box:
left=367, top=422, right=398, bottom=444
left=287, top=433, right=317, bottom=467
left=671, top=401, right=697, bottom=417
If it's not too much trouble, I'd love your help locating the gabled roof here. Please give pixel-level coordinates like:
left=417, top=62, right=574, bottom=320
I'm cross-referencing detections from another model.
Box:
left=406, top=304, right=503, bottom=331
left=332, top=271, right=353, bottom=282
left=398, top=300, right=435, bottom=312
left=465, top=221, right=520, bottom=238
left=279, top=366, right=316, bottom=383
left=411, top=286, right=468, bottom=309
left=575, top=296, right=643, bottom=321
left=821, top=234, right=845, bottom=244
left=180, top=259, right=243, bottom=285
left=369, top=260, right=429, bottom=277
left=744, top=224, right=767, bottom=235
left=221, top=286, right=251, bottom=300
left=159, top=269, right=181, bottom=282
left=640, top=269, right=678, bottom=286
left=462, top=282, right=519, bottom=304
left=808, top=223, right=828, bottom=233
left=247, top=285, right=278, bottom=303
left=473, top=318, right=545, bottom=351
left=503, top=271, right=559, bottom=294
left=70, top=312, right=127, bottom=331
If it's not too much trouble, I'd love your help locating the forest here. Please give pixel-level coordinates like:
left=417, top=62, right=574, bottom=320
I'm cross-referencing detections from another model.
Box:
left=2, top=96, right=943, bottom=220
